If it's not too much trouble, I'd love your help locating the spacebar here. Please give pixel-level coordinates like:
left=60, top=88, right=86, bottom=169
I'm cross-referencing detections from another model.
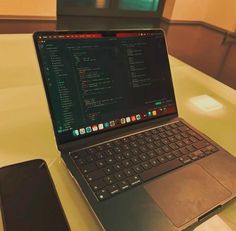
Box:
left=140, top=159, right=183, bottom=182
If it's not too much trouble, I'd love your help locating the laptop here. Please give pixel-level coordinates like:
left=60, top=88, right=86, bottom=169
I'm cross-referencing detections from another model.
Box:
left=33, top=29, right=236, bottom=231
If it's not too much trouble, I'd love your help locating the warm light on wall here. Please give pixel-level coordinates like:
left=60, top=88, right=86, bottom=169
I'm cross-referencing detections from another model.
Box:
left=96, top=0, right=106, bottom=8
left=190, top=95, right=223, bottom=112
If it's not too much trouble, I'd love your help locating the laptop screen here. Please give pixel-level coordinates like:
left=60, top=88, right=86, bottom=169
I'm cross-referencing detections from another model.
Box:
left=34, top=30, right=177, bottom=144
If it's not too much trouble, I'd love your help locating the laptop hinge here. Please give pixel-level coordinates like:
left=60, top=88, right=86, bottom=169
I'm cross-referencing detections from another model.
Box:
left=59, top=113, right=178, bottom=154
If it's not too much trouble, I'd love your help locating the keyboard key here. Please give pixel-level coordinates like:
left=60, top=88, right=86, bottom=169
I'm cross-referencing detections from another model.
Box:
left=130, top=135, right=137, bottom=141
left=144, top=131, right=152, bottom=136
left=138, top=139, right=145, bottom=145
left=141, top=162, right=152, bottom=170
left=155, top=149, right=163, bottom=156
left=148, top=150, right=156, bottom=158
left=189, top=153, right=198, bottom=161
left=122, top=144, right=130, bottom=150
left=139, top=153, right=149, bottom=161
left=153, top=135, right=160, bottom=141
left=169, top=143, right=179, bottom=150
left=113, top=140, right=121, bottom=145
left=182, top=133, right=189, bottom=138
left=104, top=142, right=113, bottom=149
left=206, top=145, right=218, bottom=153
left=193, top=141, right=209, bottom=149
left=86, top=154, right=97, bottom=162
left=172, top=128, right=179, bottom=134
left=151, top=129, right=158, bottom=134
left=190, top=137, right=198, bottom=143
left=162, top=145, right=172, bottom=153
left=202, top=148, right=212, bottom=155
left=159, top=133, right=167, bottom=138
left=104, top=166, right=115, bottom=175
left=90, top=179, right=106, bottom=191
left=137, top=133, right=144, bottom=139
left=140, top=159, right=183, bottom=182
left=104, top=175, right=116, bottom=185
left=96, top=189, right=110, bottom=201
left=124, top=168, right=135, bottom=177
left=176, top=121, right=184, bottom=127
left=149, top=158, right=159, bottom=166
left=114, top=154, right=125, bottom=161
left=130, top=141, right=139, bottom=148
left=87, top=147, right=96, bottom=154
left=86, top=170, right=105, bottom=182
left=146, top=143, right=155, bottom=150
left=123, top=151, right=132, bottom=159
left=74, top=157, right=86, bottom=166
left=157, top=156, right=168, bottom=163
left=128, top=176, right=142, bottom=187
left=170, top=123, right=177, bottom=128
left=140, top=146, right=148, bottom=153
left=133, top=165, right=143, bottom=173
left=194, top=134, right=203, bottom=140
left=123, top=159, right=132, bottom=168
left=183, top=138, right=192, bottom=145
left=178, top=125, right=189, bottom=132
left=96, top=152, right=105, bottom=159
left=166, top=131, right=173, bottom=136
left=80, top=163, right=97, bottom=174
left=118, top=180, right=130, bottom=191
left=186, top=145, right=196, bottom=152
left=106, top=149, right=115, bottom=156
left=113, top=163, right=123, bottom=171
left=179, top=156, right=192, bottom=164
left=179, top=147, right=189, bottom=155
left=96, top=145, right=104, bottom=151
left=176, top=141, right=185, bottom=148
left=164, top=125, right=171, bottom=130
left=132, top=148, right=140, bottom=156
left=173, top=150, right=183, bottom=157
left=105, top=157, right=115, bottom=165
left=114, top=147, right=122, bottom=153
left=175, top=135, right=182, bottom=140
left=154, top=140, right=162, bottom=148
left=145, top=137, right=154, bottom=143
left=161, top=138, right=169, bottom=145
left=114, top=172, right=125, bottom=181
left=157, top=127, right=165, bottom=133
left=165, top=153, right=176, bottom=160
left=131, top=156, right=141, bottom=164
left=106, top=184, right=120, bottom=195
left=193, top=150, right=205, bottom=158
left=96, top=160, right=106, bottom=168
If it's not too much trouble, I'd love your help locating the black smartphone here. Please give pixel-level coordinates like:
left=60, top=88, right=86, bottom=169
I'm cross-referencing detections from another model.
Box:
left=0, top=159, right=70, bottom=231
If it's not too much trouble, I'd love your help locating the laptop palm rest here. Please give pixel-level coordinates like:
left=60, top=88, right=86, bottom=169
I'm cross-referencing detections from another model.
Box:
left=144, top=164, right=231, bottom=228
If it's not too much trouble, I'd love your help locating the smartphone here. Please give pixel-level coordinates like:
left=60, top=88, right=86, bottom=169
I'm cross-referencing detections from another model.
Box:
left=0, top=159, right=70, bottom=231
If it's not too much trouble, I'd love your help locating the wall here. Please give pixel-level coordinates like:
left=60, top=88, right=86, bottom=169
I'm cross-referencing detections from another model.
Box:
left=0, top=0, right=56, bottom=19
left=163, top=0, right=236, bottom=32
left=164, top=0, right=207, bottom=21
left=205, top=0, right=236, bottom=32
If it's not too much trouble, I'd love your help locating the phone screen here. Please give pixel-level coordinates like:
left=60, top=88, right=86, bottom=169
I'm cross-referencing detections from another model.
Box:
left=0, top=159, right=70, bottom=231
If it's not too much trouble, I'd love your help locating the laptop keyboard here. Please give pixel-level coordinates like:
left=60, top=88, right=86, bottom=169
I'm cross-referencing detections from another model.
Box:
left=70, top=121, right=218, bottom=201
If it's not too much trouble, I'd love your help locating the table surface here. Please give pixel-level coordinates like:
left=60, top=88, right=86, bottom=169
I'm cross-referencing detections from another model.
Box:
left=0, top=34, right=236, bottom=231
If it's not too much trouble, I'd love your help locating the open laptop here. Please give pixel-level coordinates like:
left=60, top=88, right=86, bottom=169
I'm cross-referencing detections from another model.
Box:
left=33, top=29, right=236, bottom=231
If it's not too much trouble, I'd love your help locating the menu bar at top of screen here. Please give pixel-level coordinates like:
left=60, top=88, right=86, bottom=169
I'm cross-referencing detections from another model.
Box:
left=37, top=32, right=160, bottom=41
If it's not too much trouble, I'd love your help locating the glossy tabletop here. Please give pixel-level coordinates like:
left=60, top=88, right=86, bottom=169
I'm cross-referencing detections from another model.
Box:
left=0, top=34, right=236, bottom=231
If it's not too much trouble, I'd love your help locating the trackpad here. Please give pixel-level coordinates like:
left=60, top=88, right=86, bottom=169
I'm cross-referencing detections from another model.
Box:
left=144, top=164, right=231, bottom=228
